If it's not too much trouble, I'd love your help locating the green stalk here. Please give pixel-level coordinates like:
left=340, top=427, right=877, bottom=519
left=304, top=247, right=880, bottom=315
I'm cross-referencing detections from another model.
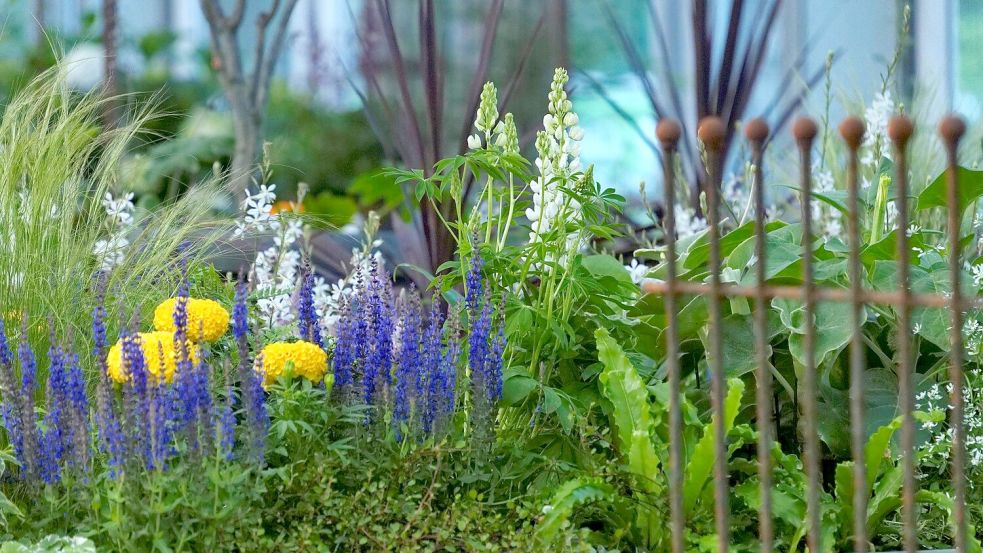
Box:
left=870, top=174, right=891, bottom=243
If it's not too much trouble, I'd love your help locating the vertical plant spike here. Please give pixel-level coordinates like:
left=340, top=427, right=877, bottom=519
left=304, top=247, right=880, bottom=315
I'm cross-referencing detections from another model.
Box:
left=746, top=117, right=774, bottom=553
left=331, top=296, right=355, bottom=390
left=363, top=260, right=394, bottom=408
left=393, top=290, right=423, bottom=435
left=697, top=115, right=729, bottom=552
left=234, top=277, right=267, bottom=464
left=794, top=116, right=822, bottom=553
left=888, top=115, right=917, bottom=553
left=940, top=114, right=968, bottom=553
left=121, top=330, right=151, bottom=469
left=840, top=115, right=869, bottom=553
left=298, top=266, right=323, bottom=348
left=421, top=295, right=445, bottom=434
left=0, top=320, right=27, bottom=479
left=656, top=118, right=685, bottom=553
left=439, top=310, right=461, bottom=434
left=16, top=329, right=39, bottom=480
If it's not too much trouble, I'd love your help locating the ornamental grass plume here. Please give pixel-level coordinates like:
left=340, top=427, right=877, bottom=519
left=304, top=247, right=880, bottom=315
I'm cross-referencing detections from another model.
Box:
left=0, top=67, right=227, bottom=384
left=153, top=298, right=230, bottom=342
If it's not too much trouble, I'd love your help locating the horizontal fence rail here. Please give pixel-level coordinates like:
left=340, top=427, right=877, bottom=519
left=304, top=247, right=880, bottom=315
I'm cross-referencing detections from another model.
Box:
left=646, top=114, right=972, bottom=552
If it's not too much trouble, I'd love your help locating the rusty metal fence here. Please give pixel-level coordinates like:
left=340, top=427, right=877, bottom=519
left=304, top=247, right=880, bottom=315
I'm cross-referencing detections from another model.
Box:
left=642, top=114, right=976, bottom=552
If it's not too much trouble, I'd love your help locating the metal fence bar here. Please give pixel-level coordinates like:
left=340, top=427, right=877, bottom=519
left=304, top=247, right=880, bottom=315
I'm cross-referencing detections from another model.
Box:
left=647, top=113, right=973, bottom=551
left=641, top=280, right=983, bottom=310
left=941, top=116, right=968, bottom=553
left=889, top=115, right=918, bottom=553
left=657, top=119, right=686, bottom=553
left=794, top=117, right=822, bottom=553
left=841, top=116, right=869, bottom=552
left=698, top=116, right=730, bottom=552
left=747, top=118, right=774, bottom=553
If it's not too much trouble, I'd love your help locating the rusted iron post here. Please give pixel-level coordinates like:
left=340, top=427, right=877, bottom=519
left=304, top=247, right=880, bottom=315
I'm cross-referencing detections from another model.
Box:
left=793, top=116, right=822, bottom=553
left=840, top=115, right=869, bottom=552
left=889, top=115, right=918, bottom=553
left=657, top=118, right=686, bottom=553
left=940, top=115, right=968, bottom=553
left=746, top=117, right=774, bottom=553
left=698, top=116, right=730, bottom=553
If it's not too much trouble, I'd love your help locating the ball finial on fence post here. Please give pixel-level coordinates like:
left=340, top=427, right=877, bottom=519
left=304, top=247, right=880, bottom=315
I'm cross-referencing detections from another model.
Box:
left=887, top=116, right=915, bottom=148
left=939, top=115, right=966, bottom=144
left=744, top=118, right=769, bottom=143
left=656, top=119, right=682, bottom=147
left=698, top=116, right=726, bottom=151
left=838, top=117, right=865, bottom=150
left=792, top=116, right=818, bottom=144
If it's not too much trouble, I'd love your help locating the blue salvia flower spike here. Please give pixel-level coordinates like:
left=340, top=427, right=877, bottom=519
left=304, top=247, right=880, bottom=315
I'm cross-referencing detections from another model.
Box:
left=393, top=291, right=422, bottom=436
left=16, top=327, right=39, bottom=479
left=331, top=296, right=355, bottom=390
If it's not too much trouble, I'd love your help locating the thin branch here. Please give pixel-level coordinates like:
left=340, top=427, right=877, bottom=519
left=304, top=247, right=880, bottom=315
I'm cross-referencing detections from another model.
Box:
left=252, top=0, right=299, bottom=111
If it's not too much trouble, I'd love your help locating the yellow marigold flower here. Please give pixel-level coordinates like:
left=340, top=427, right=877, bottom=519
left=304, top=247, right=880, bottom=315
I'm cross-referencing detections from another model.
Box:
left=106, top=331, right=199, bottom=384
left=256, top=341, right=327, bottom=387
left=153, top=298, right=230, bottom=342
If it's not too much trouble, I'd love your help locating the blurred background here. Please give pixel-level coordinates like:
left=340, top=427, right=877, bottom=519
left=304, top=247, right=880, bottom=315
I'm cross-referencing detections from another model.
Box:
left=0, top=0, right=974, bottom=271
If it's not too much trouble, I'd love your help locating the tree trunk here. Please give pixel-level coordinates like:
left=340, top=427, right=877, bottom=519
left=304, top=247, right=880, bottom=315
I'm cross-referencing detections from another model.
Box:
left=229, top=105, right=261, bottom=199
left=101, top=0, right=119, bottom=129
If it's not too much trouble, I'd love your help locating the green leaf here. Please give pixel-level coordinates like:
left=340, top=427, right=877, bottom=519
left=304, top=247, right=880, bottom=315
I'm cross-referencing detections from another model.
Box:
left=595, top=327, right=661, bottom=493
left=788, top=301, right=852, bottom=367
left=535, top=478, right=615, bottom=547
left=682, top=378, right=745, bottom=515
left=502, top=373, right=538, bottom=406
left=683, top=220, right=762, bottom=270
left=699, top=314, right=767, bottom=378
left=581, top=254, right=636, bottom=290
left=918, top=166, right=983, bottom=215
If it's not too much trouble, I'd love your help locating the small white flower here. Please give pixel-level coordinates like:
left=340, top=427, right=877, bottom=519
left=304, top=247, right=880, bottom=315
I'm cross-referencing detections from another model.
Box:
left=624, top=258, right=649, bottom=285
left=467, top=133, right=482, bottom=150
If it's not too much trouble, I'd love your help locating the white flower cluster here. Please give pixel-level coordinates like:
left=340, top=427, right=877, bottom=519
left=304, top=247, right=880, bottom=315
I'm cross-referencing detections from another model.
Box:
left=235, top=184, right=279, bottom=237
left=525, top=68, right=586, bottom=260
left=811, top=167, right=843, bottom=241
left=93, top=192, right=135, bottom=271
left=674, top=204, right=708, bottom=239
left=915, top=379, right=983, bottom=473
left=861, top=91, right=896, bottom=169
left=240, top=184, right=306, bottom=327
left=313, top=242, right=384, bottom=332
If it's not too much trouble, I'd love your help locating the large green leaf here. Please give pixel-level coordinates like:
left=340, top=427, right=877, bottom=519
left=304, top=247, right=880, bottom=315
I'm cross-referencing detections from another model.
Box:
left=682, top=378, right=745, bottom=515
left=870, top=261, right=969, bottom=350
left=699, top=314, right=768, bottom=378
left=918, top=166, right=983, bottom=215
left=786, top=301, right=853, bottom=368
left=595, top=327, right=661, bottom=492
left=683, top=220, right=765, bottom=270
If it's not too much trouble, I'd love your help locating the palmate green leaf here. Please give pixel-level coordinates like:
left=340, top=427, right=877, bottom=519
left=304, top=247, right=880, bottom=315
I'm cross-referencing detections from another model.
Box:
left=682, top=378, right=745, bottom=515
left=595, top=327, right=661, bottom=492
left=534, top=477, right=616, bottom=547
